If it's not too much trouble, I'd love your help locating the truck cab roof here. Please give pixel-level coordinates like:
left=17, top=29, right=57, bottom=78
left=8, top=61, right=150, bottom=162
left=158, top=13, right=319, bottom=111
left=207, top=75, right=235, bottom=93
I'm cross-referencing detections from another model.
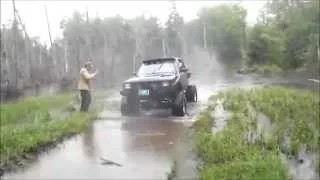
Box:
left=142, top=57, right=183, bottom=64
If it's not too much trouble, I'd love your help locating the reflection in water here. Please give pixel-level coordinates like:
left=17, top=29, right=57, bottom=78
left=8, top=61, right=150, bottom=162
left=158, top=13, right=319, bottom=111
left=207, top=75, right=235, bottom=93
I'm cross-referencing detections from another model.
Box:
left=121, top=118, right=184, bottom=154
left=82, top=124, right=97, bottom=160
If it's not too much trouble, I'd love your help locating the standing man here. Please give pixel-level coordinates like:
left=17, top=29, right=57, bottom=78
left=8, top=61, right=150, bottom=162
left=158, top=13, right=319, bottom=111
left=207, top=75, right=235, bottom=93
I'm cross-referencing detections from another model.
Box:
left=78, top=61, right=98, bottom=112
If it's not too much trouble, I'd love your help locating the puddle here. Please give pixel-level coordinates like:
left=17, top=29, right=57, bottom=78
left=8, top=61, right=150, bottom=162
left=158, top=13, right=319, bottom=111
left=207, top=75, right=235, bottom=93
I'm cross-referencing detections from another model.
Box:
left=281, top=148, right=319, bottom=180
left=210, top=98, right=231, bottom=134
left=255, top=112, right=274, bottom=143
left=170, top=131, right=198, bottom=180
left=243, top=105, right=319, bottom=180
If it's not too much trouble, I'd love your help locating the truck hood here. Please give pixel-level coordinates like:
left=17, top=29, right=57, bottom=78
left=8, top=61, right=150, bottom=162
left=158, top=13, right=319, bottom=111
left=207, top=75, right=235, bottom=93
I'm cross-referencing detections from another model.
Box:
left=124, top=74, right=177, bottom=83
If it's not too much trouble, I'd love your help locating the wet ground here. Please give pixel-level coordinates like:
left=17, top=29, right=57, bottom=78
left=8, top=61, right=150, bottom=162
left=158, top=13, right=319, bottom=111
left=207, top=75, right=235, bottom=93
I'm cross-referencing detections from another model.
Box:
left=3, top=72, right=318, bottom=179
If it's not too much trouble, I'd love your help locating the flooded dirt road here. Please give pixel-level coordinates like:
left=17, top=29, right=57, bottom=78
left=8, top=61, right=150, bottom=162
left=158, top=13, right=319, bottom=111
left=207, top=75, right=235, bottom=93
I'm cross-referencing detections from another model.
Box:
left=3, top=73, right=315, bottom=179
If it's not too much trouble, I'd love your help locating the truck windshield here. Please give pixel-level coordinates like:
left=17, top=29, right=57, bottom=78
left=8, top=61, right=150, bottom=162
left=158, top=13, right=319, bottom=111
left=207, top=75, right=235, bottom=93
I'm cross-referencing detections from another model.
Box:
left=137, top=61, right=176, bottom=77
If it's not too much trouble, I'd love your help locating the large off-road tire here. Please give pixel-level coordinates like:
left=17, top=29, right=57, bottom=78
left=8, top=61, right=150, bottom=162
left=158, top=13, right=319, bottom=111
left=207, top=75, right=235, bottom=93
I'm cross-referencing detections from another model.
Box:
left=186, top=85, right=198, bottom=102
left=120, top=97, right=139, bottom=116
left=172, top=92, right=187, bottom=117
left=120, top=97, right=129, bottom=116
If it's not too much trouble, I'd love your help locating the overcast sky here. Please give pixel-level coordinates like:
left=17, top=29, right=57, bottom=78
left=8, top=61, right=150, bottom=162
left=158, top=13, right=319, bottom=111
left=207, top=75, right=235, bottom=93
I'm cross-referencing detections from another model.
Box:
left=1, top=0, right=266, bottom=45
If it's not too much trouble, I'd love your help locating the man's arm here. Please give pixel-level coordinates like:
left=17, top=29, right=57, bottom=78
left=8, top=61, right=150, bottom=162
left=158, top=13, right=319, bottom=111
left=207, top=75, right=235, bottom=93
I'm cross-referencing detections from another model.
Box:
left=82, top=69, right=97, bottom=80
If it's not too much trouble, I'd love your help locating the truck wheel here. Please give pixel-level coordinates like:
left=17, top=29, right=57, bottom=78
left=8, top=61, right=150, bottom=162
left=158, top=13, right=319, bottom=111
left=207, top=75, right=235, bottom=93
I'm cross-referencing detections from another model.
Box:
left=192, top=86, right=198, bottom=102
left=127, top=102, right=140, bottom=116
left=121, top=97, right=139, bottom=116
left=172, top=92, right=187, bottom=117
left=186, top=85, right=197, bottom=102
left=120, top=97, right=128, bottom=116
left=186, top=86, right=193, bottom=102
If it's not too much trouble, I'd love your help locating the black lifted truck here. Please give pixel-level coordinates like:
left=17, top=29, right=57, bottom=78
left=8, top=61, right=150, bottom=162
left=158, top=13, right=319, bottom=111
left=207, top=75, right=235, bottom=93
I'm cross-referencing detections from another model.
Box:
left=120, top=57, right=197, bottom=116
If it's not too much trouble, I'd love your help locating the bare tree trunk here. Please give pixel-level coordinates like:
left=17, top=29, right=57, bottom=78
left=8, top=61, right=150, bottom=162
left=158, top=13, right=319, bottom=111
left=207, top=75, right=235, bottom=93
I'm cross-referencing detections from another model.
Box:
left=25, top=37, right=31, bottom=84
left=76, top=40, right=81, bottom=72
left=39, top=46, right=42, bottom=65
left=44, top=3, right=53, bottom=50
left=2, top=25, right=9, bottom=73
left=44, top=2, right=56, bottom=84
left=64, top=43, right=69, bottom=73
left=110, top=54, right=115, bottom=87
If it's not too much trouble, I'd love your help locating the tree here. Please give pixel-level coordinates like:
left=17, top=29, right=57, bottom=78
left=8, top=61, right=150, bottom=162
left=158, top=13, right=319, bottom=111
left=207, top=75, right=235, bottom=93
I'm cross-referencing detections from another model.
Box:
left=198, top=4, right=247, bottom=62
left=165, top=1, right=184, bottom=57
left=247, top=24, right=285, bottom=66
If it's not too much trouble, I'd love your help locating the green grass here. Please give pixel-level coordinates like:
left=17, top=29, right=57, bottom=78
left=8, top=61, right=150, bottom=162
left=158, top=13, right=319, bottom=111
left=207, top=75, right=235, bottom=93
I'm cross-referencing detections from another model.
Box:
left=238, top=64, right=283, bottom=75
left=193, top=86, right=319, bottom=180
left=0, top=93, right=73, bottom=126
left=246, top=86, right=319, bottom=154
left=0, top=92, right=102, bottom=171
left=0, top=112, right=97, bottom=169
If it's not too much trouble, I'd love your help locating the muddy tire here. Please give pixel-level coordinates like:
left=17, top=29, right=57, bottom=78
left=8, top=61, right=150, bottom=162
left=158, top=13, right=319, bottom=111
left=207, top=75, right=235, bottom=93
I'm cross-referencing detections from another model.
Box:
left=186, top=85, right=197, bottom=102
left=120, top=97, right=139, bottom=116
left=120, top=97, right=129, bottom=116
left=172, top=92, right=187, bottom=117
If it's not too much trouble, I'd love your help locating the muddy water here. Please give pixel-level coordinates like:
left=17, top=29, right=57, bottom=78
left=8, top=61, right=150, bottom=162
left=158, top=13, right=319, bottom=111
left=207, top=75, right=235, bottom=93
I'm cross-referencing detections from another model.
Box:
left=2, top=73, right=298, bottom=179
left=3, top=87, right=215, bottom=179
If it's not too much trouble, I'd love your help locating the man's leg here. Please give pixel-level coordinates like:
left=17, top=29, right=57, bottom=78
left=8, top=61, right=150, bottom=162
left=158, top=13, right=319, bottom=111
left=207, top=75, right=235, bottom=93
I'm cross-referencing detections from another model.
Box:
left=86, top=90, right=91, bottom=111
left=83, top=90, right=91, bottom=112
left=80, top=90, right=86, bottom=112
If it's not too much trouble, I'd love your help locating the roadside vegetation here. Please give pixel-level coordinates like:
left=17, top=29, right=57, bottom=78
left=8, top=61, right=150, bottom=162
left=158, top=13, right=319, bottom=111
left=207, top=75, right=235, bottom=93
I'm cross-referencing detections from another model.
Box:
left=193, top=86, right=319, bottom=179
left=243, top=1, right=319, bottom=75
left=0, top=93, right=101, bottom=172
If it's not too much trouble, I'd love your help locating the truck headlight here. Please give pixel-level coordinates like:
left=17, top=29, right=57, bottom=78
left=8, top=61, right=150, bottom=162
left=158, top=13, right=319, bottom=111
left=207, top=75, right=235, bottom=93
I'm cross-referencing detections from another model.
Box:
left=124, top=83, right=131, bottom=89
left=162, top=81, right=170, bottom=87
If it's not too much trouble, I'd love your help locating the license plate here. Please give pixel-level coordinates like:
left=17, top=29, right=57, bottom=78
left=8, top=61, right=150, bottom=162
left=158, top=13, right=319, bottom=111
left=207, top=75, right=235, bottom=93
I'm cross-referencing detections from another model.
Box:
left=138, top=89, right=149, bottom=96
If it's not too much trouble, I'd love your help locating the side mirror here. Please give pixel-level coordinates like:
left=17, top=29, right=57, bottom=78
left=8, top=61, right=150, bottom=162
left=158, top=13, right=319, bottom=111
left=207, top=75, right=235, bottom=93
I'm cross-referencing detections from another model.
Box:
left=180, top=67, right=189, bottom=72
left=132, top=72, right=137, bottom=76
left=187, top=72, right=191, bottom=78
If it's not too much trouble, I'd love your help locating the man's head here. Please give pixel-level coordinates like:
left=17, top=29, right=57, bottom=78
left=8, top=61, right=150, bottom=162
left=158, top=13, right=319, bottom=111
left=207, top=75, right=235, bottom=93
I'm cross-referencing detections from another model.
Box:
left=84, top=61, right=93, bottom=70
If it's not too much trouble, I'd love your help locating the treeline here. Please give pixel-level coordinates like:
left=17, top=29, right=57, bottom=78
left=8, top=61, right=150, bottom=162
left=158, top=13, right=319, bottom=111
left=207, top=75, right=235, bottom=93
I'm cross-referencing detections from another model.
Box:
left=246, top=0, right=319, bottom=72
left=0, top=3, right=188, bottom=100
left=1, top=1, right=318, bottom=101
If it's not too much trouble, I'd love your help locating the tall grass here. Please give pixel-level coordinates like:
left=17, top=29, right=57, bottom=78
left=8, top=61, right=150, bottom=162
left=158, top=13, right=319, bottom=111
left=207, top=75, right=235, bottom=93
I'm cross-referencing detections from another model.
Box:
left=0, top=112, right=97, bottom=170
left=0, top=94, right=73, bottom=126
left=194, top=86, right=319, bottom=179
left=0, top=92, right=101, bottom=171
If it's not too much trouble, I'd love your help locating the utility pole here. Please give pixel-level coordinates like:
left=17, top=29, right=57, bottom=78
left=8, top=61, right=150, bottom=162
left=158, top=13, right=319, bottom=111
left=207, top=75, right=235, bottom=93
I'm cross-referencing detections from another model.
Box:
left=162, top=38, right=166, bottom=57
left=12, top=0, right=19, bottom=88
left=203, top=22, right=207, bottom=49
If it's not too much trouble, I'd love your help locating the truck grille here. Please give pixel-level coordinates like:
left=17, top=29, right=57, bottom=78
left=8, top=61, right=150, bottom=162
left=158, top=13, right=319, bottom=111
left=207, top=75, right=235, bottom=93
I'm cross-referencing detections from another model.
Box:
left=138, top=82, right=160, bottom=91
